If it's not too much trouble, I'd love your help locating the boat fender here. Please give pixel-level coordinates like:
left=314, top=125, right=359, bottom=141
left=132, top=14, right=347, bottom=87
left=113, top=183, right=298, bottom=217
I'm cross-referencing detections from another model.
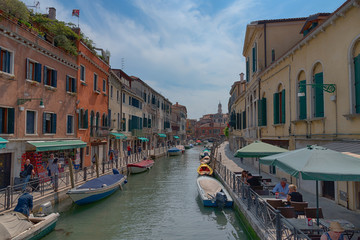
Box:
left=102, top=184, right=107, bottom=188
left=124, top=179, right=128, bottom=184
left=113, top=168, right=120, bottom=175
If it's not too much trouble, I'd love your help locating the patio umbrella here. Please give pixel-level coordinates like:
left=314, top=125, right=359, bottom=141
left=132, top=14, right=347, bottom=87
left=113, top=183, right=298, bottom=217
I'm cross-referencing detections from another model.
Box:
left=260, top=145, right=360, bottom=224
left=234, top=140, right=288, bottom=174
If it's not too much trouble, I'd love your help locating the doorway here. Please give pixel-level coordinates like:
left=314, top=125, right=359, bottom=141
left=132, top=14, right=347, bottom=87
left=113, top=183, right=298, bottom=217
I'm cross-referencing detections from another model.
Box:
left=0, top=153, right=11, bottom=189
left=322, top=181, right=335, bottom=200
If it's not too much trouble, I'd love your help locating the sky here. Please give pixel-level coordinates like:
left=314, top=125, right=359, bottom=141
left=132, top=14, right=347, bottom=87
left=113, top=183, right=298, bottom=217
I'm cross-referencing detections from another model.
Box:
left=22, top=0, right=344, bottom=119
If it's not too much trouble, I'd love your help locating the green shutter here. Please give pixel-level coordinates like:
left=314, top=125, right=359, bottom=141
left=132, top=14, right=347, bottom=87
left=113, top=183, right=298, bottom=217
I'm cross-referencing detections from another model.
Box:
left=242, top=111, right=246, bottom=129
left=273, top=92, right=279, bottom=124
left=314, top=72, right=324, bottom=117
left=51, top=113, right=57, bottom=134
left=52, top=70, right=57, bottom=87
left=258, top=99, right=262, bottom=126
left=239, top=112, right=242, bottom=130
left=78, top=110, right=82, bottom=129
left=354, top=54, right=360, bottom=113
left=66, top=75, right=69, bottom=91
left=281, top=89, right=286, bottom=123
left=299, top=80, right=307, bottom=119
left=43, top=66, right=47, bottom=85
left=246, top=59, right=249, bottom=82
left=84, top=110, right=88, bottom=129
left=26, top=58, right=29, bottom=79
left=262, top=98, right=267, bottom=126
left=35, top=63, right=42, bottom=83
left=252, top=47, right=256, bottom=72
left=7, top=108, right=14, bottom=134
left=73, top=78, right=76, bottom=93
left=43, top=112, right=46, bottom=133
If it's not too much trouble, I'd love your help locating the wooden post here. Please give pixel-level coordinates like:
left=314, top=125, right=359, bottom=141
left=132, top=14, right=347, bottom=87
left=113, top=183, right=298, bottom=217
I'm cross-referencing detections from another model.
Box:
left=95, top=153, right=100, bottom=178
left=68, top=158, right=75, bottom=188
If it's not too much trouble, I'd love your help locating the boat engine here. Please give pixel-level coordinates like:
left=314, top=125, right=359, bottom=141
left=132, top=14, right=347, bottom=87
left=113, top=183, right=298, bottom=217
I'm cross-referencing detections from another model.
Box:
left=35, top=202, right=53, bottom=217
left=215, top=191, right=227, bottom=208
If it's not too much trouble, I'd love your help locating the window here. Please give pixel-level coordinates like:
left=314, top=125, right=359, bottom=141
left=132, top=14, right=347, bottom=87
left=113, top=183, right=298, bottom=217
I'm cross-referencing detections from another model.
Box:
left=273, top=89, right=286, bottom=124
left=94, top=73, right=98, bottom=91
left=43, top=112, right=56, bottom=134
left=67, top=115, right=74, bottom=134
left=26, top=110, right=36, bottom=134
left=103, top=79, right=106, bottom=92
left=66, top=75, right=77, bottom=93
left=0, top=107, right=14, bottom=134
left=313, top=72, right=324, bottom=118
left=117, top=90, right=119, bottom=102
left=123, top=93, right=125, bottom=103
left=26, top=59, right=41, bottom=82
left=0, top=47, right=12, bottom=74
left=246, top=57, right=249, bottom=82
left=354, top=53, right=360, bottom=113
left=78, top=109, right=88, bottom=129
left=257, top=98, right=267, bottom=126
left=252, top=42, right=257, bottom=73
left=110, top=86, right=113, bottom=98
left=102, top=113, right=108, bottom=127
left=271, top=49, right=275, bottom=62
left=44, top=66, right=57, bottom=87
left=122, top=113, right=126, bottom=131
left=298, top=80, right=307, bottom=120
left=80, top=65, right=85, bottom=82
left=117, top=113, right=120, bottom=130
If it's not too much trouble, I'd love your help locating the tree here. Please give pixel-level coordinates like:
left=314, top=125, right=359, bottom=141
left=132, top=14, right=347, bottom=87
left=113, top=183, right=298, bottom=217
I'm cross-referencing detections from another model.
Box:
left=0, top=0, right=30, bottom=22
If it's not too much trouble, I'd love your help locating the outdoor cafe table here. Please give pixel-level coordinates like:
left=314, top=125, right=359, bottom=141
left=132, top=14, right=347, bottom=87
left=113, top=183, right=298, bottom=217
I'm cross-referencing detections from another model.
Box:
left=285, top=218, right=322, bottom=234
left=319, top=219, right=358, bottom=239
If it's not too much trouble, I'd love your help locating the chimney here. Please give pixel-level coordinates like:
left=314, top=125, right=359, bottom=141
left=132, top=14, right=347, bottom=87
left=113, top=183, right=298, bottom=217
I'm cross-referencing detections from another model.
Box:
left=240, top=72, right=244, bottom=81
left=48, top=7, right=56, bottom=20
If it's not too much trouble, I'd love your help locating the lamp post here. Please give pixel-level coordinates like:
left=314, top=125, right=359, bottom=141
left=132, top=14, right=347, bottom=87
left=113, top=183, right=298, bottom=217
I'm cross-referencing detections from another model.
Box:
left=17, top=98, right=45, bottom=108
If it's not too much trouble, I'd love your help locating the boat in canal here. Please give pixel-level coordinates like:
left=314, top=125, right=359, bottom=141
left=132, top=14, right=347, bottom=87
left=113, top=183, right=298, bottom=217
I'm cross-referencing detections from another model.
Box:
left=127, top=159, right=154, bottom=174
left=197, top=163, right=213, bottom=176
left=200, top=156, right=211, bottom=164
left=199, top=149, right=211, bottom=159
left=176, top=145, right=185, bottom=153
left=196, top=176, right=233, bottom=208
left=0, top=202, right=59, bottom=240
left=168, top=147, right=182, bottom=156
left=67, top=169, right=127, bottom=205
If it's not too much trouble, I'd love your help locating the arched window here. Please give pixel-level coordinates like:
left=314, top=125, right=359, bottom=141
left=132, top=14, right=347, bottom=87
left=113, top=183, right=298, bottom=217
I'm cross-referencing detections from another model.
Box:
left=312, top=63, right=324, bottom=118
left=351, top=38, right=360, bottom=113
left=273, top=84, right=285, bottom=124
left=96, top=112, right=100, bottom=131
left=90, top=111, right=95, bottom=136
left=297, top=71, right=307, bottom=120
left=102, top=113, right=106, bottom=127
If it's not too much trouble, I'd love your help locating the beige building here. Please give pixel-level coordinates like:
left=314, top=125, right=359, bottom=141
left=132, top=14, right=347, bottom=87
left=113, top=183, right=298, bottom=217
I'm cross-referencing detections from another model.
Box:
left=230, top=0, right=360, bottom=210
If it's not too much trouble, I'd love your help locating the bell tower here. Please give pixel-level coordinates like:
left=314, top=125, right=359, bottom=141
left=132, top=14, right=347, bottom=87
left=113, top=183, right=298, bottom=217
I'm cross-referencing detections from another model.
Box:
left=218, top=101, right=222, bottom=114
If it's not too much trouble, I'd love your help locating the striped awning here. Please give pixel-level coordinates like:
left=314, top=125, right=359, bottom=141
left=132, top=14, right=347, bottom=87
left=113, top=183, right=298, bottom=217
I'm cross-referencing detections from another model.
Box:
left=28, top=140, right=87, bottom=152
left=158, top=133, right=166, bottom=138
left=0, top=137, right=8, bottom=149
left=110, top=132, right=127, bottom=139
left=138, top=137, right=149, bottom=142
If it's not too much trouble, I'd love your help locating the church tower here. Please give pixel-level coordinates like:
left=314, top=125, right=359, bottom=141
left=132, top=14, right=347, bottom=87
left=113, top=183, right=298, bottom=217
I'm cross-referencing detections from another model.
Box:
left=218, top=101, right=222, bottom=114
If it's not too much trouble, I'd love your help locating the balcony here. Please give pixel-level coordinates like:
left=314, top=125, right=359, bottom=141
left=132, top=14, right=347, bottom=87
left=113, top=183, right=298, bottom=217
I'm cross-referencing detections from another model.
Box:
left=90, top=126, right=109, bottom=138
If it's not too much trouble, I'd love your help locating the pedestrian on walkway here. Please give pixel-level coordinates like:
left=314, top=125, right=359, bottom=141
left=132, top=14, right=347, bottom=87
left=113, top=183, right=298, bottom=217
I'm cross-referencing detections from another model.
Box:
left=46, top=153, right=55, bottom=178
left=272, top=178, right=289, bottom=199
left=49, top=158, right=60, bottom=189
left=14, top=186, right=33, bottom=218
left=127, top=145, right=131, bottom=156
left=320, top=221, right=345, bottom=240
left=21, top=159, right=35, bottom=191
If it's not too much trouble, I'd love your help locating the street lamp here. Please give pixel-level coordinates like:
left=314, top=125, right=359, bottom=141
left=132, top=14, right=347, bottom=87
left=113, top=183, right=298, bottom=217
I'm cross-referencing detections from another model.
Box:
left=17, top=98, right=45, bottom=108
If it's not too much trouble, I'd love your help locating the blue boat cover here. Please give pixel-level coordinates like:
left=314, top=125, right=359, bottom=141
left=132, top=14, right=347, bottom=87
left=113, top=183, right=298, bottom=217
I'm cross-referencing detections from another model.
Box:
left=168, top=147, right=180, bottom=152
left=78, top=174, right=125, bottom=189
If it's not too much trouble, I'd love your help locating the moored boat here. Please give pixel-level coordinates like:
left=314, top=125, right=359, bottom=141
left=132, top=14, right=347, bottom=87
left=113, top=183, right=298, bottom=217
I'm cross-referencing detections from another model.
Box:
left=197, top=163, right=213, bottom=176
left=168, top=147, right=181, bottom=156
left=0, top=202, right=59, bottom=240
left=176, top=145, right=185, bottom=153
left=200, top=156, right=211, bottom=164
left=196, top=176, right=233, bottom=208
left=127, top=159, right=154, bottom=174
left=184, top=145, right=191, bottom=149
left=199, top=149, right=211, bottom=159
left=67, top=169, right=127, bottom=205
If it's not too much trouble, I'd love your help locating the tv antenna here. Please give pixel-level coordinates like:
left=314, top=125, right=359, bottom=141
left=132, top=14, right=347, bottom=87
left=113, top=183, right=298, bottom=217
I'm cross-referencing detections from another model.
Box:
left=121, top=58, right=125, bottom=70
left=27, top=1, right=40, bottom=13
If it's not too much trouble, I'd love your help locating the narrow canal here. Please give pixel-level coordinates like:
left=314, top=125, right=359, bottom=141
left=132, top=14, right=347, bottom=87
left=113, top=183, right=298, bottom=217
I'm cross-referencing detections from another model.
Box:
left=43, top=147, right=251, bottom=240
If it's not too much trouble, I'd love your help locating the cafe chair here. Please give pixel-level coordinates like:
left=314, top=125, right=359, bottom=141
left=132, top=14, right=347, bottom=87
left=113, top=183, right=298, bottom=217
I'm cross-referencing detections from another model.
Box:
left=277, top=207, right=296, bottom=218
left=250, top=185, right=264, bottom=191
left=304, top=207, right=324, bottom=219
left=266, top=199, right=283, bottom=209
left=290, top=201, right=308, bottom=218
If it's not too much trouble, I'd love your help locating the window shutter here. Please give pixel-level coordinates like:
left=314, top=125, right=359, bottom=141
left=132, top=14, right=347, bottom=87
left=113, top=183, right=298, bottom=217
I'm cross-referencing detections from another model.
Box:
left=354, top=55, right=360, bottom=113
left=239, top=112, right=242, bottom=130
left=281, top=89, right=286, bottom=123
left=78, top=110, right=82, bottom=129
left=262, top=98, right=267, bottom=126
left=252, top=47, right=256, bottom=72
left=67, top=116, right=71, bottom=134
left=148, top=118, right=151, bottom=128
left=5, top=51, right=10, bottom=73
left=273, top=92, right=279, bottom=124
left=108, top=109, right=111, bottom=127
left=0, top=108, right=3, bottom=134
left=51, top=113, right=57, bottom=134
left=66, top=76, right=69, bottom=91
left=35, top=63, right=42, bottom=83
left=140, top=118, right=143, bottom=130
left=242, top=111, right=246, bottom=129
left=26, top=58, right=29, bottom=79
left=73, top=78, right=77, bottom=93
left=246, top=59, right=249, bottom=82
left=7, top=108, right=14, bottom=134
left=52, top=70, right=57, bottom=87
left=128, top=118, right=132, bottom=131
left=43, top=112, right=46, bottom=133
left=84, top=110, right=88, bottom=129
left=314, top=72, right=324, bottom=118
left=257, top=99, right=262, bottom=126
left=43, top=66, right=47, bottom=85
left=299, top=80, right=307, bottom=119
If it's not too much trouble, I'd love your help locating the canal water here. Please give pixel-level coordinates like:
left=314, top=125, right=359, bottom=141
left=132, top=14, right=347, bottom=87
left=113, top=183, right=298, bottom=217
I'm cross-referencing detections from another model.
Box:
left=43, top=147, right=251, bottom=240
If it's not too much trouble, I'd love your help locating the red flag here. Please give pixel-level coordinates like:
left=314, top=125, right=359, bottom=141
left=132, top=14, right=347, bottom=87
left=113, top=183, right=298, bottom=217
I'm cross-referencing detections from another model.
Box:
left=72, top=9, right=79, bottom=17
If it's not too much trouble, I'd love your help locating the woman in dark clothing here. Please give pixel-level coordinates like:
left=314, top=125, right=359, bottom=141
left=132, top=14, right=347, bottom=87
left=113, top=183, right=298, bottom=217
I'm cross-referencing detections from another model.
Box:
left=287, top=184, right=303, bottom=202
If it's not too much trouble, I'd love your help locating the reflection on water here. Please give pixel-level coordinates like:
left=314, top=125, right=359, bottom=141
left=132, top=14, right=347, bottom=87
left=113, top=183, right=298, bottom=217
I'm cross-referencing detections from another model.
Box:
left=42, top=147, right=250, bottom=240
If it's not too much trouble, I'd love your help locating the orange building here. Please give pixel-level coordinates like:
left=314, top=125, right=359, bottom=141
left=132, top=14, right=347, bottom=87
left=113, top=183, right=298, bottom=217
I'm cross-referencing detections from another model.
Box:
left=76, top=40, right=110, bottom=167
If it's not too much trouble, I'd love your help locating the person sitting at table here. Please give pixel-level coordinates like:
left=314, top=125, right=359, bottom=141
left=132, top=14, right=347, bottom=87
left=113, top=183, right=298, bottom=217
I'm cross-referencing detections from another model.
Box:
left=272, top=178, right=289, bottom=199
left=246, top=173, right=261, bottom=187
left=320, top=221, right=345, bottom=240
left=286, top=184, right=303, bottom=203
left=240, top=170, right=248, bottom=182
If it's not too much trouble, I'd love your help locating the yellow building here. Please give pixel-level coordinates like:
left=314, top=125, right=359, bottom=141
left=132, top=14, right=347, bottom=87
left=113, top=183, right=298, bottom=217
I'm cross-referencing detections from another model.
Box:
left=230, top=0, right=360, bottom=210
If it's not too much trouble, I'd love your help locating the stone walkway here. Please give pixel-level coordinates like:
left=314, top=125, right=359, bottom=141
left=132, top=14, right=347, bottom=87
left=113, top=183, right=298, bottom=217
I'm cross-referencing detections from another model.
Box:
left=217, top=141, right=360, bottom=238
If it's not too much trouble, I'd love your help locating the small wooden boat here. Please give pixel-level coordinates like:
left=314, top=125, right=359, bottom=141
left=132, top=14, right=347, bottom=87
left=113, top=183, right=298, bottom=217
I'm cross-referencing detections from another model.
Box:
left=0, top=202, right=59, bottom=240
left=199, top=149, right=211, bottom=159
left=196, top=176, right=233, bottom=208
left=200, top=156, right=211, bottom=164
left=168, top=147, right=181, bottom=156
left=67, top=169, right=127, bottom=205
left=127, top=159, right=154, bottom=174
left=197, top=163, right=213, bottom=176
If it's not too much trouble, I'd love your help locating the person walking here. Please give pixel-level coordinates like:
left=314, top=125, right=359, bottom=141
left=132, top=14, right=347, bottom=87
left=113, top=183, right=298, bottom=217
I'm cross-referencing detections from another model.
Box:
left=22, top=159, right=35, bottom=191
left=46, top=153, right=55, bottom=179
left=127, top=145, right=131, bottom=156
left=49, top=158, right=60, bottom=190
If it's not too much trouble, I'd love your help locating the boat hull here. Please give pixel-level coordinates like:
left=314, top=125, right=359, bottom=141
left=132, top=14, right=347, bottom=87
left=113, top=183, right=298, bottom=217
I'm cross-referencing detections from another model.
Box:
left=196, top=176, right=233, bottom=208
left=127, top=160, right=154, bottom=174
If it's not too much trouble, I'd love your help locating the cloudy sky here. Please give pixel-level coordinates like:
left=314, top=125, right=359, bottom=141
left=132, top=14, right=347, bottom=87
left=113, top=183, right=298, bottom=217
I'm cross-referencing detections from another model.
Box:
left=23, top=0, right=342, bottom=119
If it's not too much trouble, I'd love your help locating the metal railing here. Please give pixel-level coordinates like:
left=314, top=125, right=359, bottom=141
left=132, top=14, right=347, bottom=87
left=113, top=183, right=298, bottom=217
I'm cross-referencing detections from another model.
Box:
left=214, top=159, right=311, bottom=240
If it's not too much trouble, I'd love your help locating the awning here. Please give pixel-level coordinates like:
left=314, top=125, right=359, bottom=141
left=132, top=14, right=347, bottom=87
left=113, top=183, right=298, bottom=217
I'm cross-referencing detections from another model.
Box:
left=110, top=132, right=127, bottom=139
left=28, top=140, right=87, bottom=152
left=158, top=133, right=166, bottom=138
left=0, top=137, right=8, bottom=149
left=138, top=137, right=149, bottom=142
left=174, top=136, right=179, bottom=139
